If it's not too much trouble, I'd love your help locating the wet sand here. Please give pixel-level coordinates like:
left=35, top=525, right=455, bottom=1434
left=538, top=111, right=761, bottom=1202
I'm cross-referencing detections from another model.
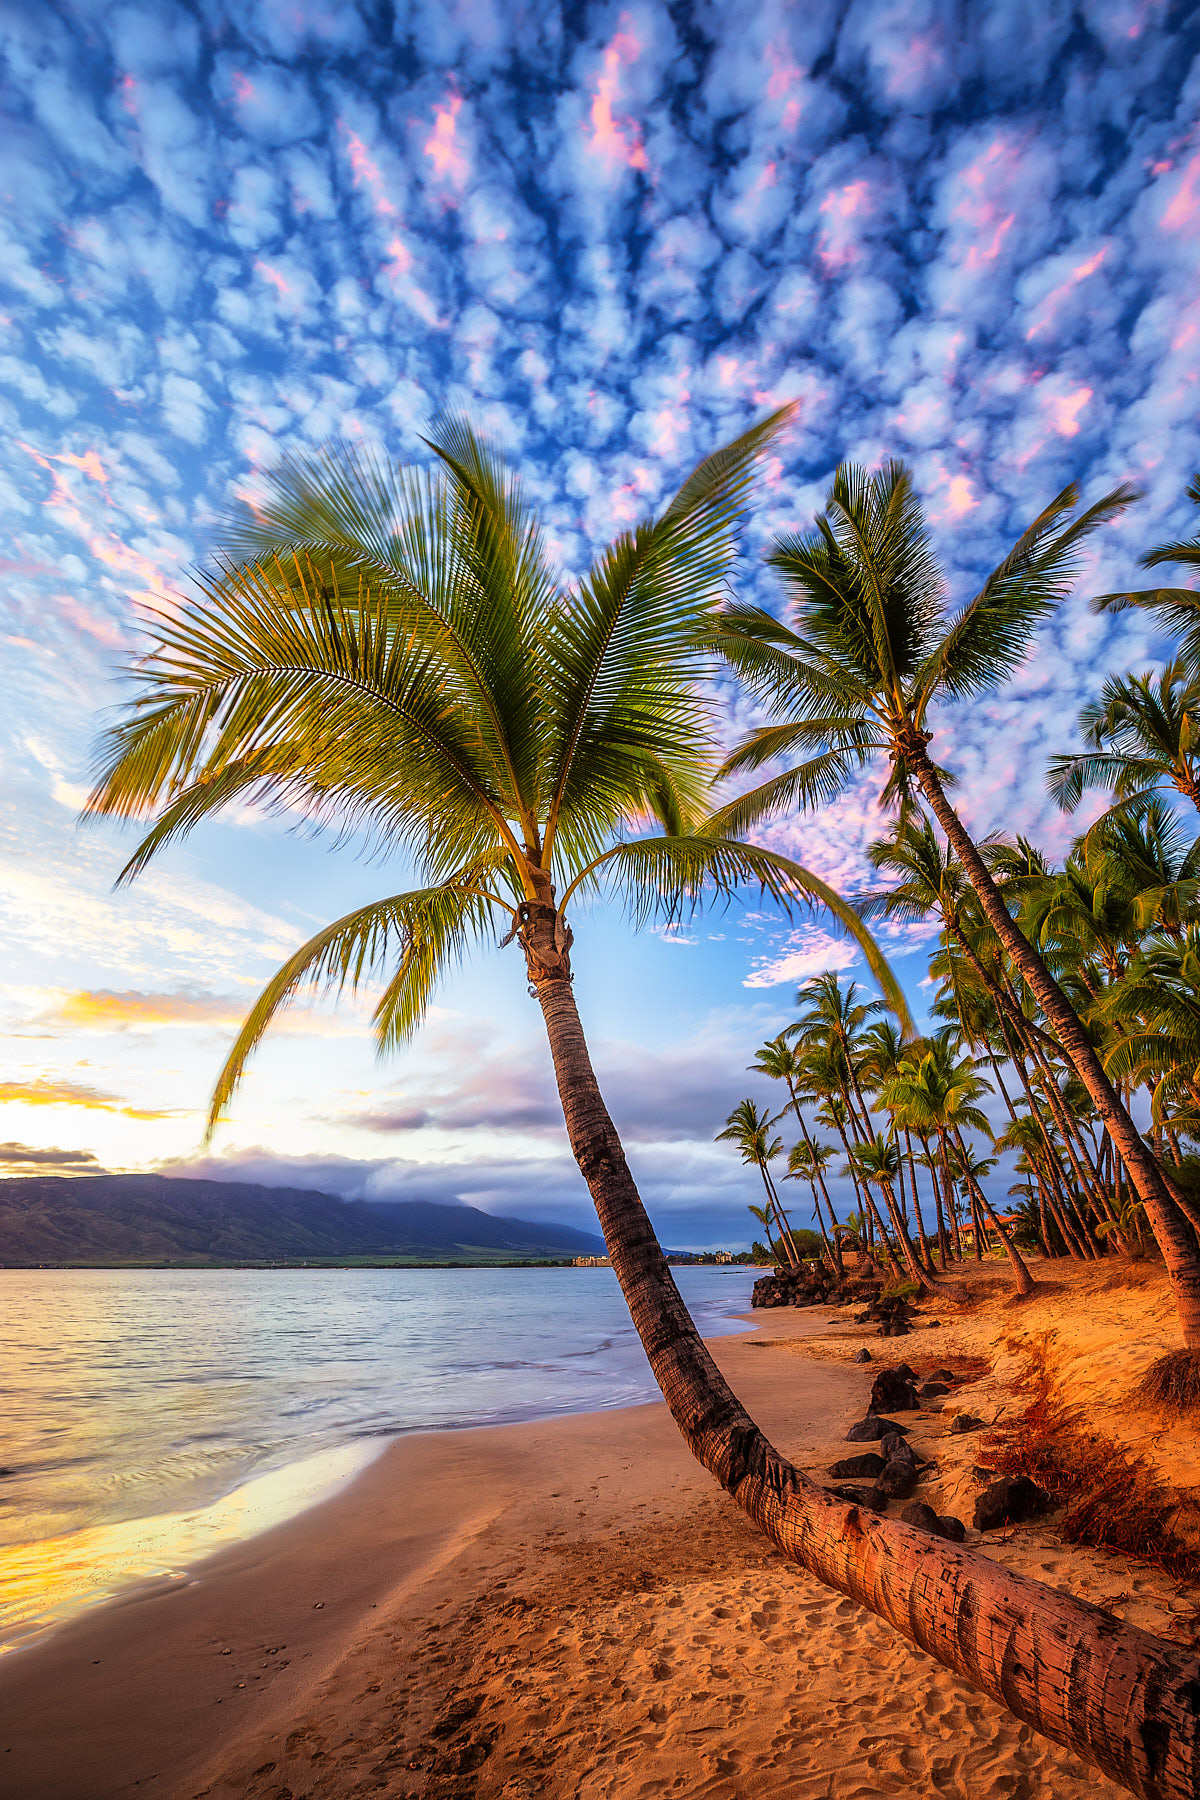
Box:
left=1, top=1270, right=1190, bottom=1800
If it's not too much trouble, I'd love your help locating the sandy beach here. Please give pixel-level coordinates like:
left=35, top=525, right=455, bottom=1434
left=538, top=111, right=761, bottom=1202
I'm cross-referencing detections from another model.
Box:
left=3, top=1262, right=1197, bottom=1800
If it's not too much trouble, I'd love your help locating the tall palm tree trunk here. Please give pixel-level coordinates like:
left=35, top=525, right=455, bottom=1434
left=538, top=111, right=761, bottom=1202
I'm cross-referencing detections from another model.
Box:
left=904, top=736, right=1200, bottom=1348
left=763, top=1165, right=802, bottom=1267
left=527, top=916, right=1200, bottom=1799
left=903, top=1126, right=936, bottom=1273
left=787, top=1086, right=843, bottom=1276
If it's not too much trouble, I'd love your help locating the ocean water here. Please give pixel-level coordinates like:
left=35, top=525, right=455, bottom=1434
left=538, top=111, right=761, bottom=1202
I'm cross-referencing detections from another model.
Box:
left=0, top=1264, right=757, bottom=1652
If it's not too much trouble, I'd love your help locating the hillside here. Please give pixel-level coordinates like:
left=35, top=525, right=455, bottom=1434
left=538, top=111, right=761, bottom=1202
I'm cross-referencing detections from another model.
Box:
left=0, top=1175, right=607, bottom=1265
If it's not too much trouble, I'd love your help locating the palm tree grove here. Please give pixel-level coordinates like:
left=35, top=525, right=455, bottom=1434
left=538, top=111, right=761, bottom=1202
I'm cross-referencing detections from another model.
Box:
left=72, top=411, right=1200, bottom=1800
left=13, top=16, right=1200, bottom=1800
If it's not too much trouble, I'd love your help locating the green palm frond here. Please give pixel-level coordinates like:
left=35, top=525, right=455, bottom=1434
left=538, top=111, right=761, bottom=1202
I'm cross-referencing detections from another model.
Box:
left=207, top=880, right=500, bottom=1133
left=559, top=833, right=912, bottom=1031
left=913, top=484, right=1139, bottom=713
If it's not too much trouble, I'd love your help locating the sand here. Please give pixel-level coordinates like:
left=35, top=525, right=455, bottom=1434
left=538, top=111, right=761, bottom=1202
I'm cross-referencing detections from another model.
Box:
left=2, top=1260, right=1196, bottom=1800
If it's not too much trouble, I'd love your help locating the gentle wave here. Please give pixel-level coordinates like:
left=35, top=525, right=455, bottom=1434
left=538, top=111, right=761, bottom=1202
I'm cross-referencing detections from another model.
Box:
left=0, top=1264, right=756, bottom=1650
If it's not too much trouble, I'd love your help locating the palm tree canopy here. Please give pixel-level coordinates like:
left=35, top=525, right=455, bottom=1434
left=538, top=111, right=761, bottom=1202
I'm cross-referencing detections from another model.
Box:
left=711, top=458, right=1136, bottom=831
left=1092, top=473, right=1200, bottom=668
left=716, top=1099, right=782, bottom=1167
left=1047, top=658, right=1200, bottom=829
left=85, top=413, right=911, bottom=1127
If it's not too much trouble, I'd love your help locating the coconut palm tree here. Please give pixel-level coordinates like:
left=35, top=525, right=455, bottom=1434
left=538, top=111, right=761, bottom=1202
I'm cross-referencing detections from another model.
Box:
left=1092, top=473, right=1200, bottom=670
left=85, top=427, right=1200, bottom=1794
left=751, top=1034, right=840, bottom=1269
left=1048, top=660, right=1200, bottom=831
left=714, top=459, right=1200, bottom=1350
left=716, top=1099, right=799, bottom=1266
left=785, top=1137, right=842, bottom=1274
left=880, top=1042, right=1035, bottom=1296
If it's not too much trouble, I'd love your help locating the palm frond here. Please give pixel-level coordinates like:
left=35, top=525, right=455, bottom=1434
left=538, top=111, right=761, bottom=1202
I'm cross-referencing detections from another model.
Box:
left=560, top=834, right=912, bottom=1029
left=540, top=407, right=795, bottom=864
left=914, top=483, right=1139, bottom=711
left=207, top=881, right=498, bottom=1134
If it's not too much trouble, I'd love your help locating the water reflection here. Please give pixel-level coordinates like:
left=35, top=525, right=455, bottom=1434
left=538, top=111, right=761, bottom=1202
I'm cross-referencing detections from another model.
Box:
left=0, top=1265, right=754, bottom=1648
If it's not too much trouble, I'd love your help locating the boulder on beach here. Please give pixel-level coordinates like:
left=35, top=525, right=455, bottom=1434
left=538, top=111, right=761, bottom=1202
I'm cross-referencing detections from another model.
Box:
left=900, top=1501, right=967, bottom=1542
left=828, top=1453, right=885, bottom=1479
left=973, top=1475, right=1052, bottom=1532
left=845, top=1414, right=909, bottom=1442
left=868, top=1365, right=921, bottom=1412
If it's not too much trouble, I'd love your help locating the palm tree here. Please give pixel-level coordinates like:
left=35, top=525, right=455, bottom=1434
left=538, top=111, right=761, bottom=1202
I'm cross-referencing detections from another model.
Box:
left=785, top=1138, right=841, bottom=1274
left=751, top=1034, right=840, bottom=1270
left=714, top=459, right=1200, bottom=1349
left=789, top=975, right=943, bottom=1293
left=716, top=1099, right=799, bottom=1266
left=881, top=1042, right=1035, bottom=1296
left=1092, top=472, right=1200, bottom=670
left=1048, top=660, right=1200, bottom=830
left=84, top=427, right=1200, bottom=1792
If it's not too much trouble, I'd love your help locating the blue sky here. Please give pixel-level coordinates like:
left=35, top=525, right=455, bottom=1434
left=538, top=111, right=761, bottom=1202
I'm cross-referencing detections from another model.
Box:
left=3, top=0, right=1200, bottom=1248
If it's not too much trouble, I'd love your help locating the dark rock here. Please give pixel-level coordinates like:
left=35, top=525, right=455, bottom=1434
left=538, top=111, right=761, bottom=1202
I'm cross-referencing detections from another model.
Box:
left=899, top=1501, right=941, bottom=1533
left=868, top=1365, right=921, bottom=1413
left=876, top=1459, right=918, bottom=1499
left=919, top=1382, right=949, bottom=1398
left=928, top=1320, right=941, bottom=1328
left=845, top=1414, right=910, bottom=1442
left=973, top=1465, right=997, bottom=1483
left=973, top=1475, right=1051, bottom=1532
left=880, top=1432, right=918, bottom=1467
left=949, top=1413, right=987, bottom=1434
left=827, top=1483, right=888, bottom=1513
left=852, top=1348, right=873, bottom=1363
left=931, top=1370, right=956, bottom=1383
left=828, top=1453, right=885, bottom=1479
left=899, top=1502, right=967, bottom=1543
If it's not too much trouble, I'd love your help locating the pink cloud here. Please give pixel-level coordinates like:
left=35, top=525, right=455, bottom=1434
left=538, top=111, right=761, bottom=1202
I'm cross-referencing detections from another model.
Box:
left=1024, top=245, right=1108, bottom=340
left=586, top=18, right=649, bottom=174
left=1161, top=150, right=1200, bottom=232
left=817, top=180, right=871, bottom=272
left=424, top=89, right=468, bottom=192
left=1046, top=384, right=1093, bottom=437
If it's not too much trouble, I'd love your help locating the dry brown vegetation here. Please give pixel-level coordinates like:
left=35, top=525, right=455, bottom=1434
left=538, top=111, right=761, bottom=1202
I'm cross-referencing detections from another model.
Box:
left=980, top=1334, right=1199, bottom=1583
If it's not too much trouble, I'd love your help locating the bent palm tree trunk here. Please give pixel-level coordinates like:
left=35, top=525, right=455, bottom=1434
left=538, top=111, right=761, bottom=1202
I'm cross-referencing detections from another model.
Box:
left=903, top=734, right=1200, bottom=1347
left=525, top=910, right=1200, bottom=1800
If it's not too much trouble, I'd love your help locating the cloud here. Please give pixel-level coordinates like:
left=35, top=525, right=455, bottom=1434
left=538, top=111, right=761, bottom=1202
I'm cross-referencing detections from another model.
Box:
left=742, top=926, right=862, bottom=989
left=38, top=989, right=247, bottom=1030
left=0, top=1077, right=179, bottom=1120
left=329, top=1015, right=779, bottom=1148
left=0, top=1141, right=101, bottom=1171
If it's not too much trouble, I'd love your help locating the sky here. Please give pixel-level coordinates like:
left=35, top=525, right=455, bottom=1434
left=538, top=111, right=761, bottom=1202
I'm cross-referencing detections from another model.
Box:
left=3, top=0, right=1200, bottom=1249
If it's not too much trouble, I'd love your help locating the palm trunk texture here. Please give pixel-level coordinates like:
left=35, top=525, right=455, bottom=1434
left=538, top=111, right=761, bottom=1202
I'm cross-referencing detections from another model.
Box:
left=906, top=739, right=1200, bottom=1348
left=522, top=903, right=1200, bottom=1799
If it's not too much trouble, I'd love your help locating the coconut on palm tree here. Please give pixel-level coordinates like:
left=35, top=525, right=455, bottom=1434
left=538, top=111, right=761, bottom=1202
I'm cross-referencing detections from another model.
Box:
left=713, top=459, right=1200, bottom=1353
left=85, top=424, right=1200, bottom=1794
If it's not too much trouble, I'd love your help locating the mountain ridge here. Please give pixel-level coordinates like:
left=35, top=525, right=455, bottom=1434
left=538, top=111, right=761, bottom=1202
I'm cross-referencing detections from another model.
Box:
left=0, top=1174, right=607, bottom=1265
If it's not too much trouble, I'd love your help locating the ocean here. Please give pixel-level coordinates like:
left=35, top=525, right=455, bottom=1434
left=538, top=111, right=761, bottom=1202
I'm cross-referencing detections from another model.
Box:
left=0, top=1263, right=757, bottom=1652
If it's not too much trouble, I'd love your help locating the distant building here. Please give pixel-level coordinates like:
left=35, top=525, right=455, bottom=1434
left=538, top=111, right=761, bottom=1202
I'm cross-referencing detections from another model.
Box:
left=573, top=1255, right=611, bottom=1266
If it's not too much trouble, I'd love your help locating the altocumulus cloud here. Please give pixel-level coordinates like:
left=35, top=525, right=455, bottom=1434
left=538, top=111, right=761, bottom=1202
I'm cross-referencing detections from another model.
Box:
left=4, top=1, right=1200, bottom=1234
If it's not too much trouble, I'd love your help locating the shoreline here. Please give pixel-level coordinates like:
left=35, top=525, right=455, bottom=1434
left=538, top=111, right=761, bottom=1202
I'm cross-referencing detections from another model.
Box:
left=0, top=1286, right=757, bottom=1662
left=0, top=1270, right=1181, bottom=1800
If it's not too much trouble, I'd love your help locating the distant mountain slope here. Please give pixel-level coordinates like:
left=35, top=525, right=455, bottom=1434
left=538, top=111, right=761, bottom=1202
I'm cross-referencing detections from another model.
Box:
left=0, top=1175, right=606, bottom=1265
